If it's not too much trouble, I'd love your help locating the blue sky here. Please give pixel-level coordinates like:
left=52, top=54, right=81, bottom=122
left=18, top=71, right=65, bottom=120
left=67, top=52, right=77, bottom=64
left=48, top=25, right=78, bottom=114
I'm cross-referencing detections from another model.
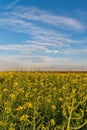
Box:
left=0, top=0, right=87, bottom=70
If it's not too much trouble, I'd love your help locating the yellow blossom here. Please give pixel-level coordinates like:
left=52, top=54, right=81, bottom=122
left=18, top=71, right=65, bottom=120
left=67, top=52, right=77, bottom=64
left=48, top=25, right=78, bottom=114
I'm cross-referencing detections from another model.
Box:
left=18, top=88, right=24, bottom=93
left=19, top=114, right=29, bottom=122
left=23, top=102, right=33, bottom=109
left=16, top=106, right=24, bottom=111
left=38, top=96, right=41, bottom=100
left=3, top=88, right=8, bottom=92
left=5, top=107, right=11, bottom=114
left=46, top=99, right=51, bottom=103
left=4, top=101, right=10, bottom=106
left=58, top=97, right=63, bottom=101
left=0, top=121, right=6, bottom=126
left=72, top=89, right=76, bottom=94
left=0, top=121, right=4, bottom=126
left=51, top=105, right=56, bottom=111
left=8, top=123, right=16, bottom=130
left=9, top=94, right=16, bottom=100
left=50, top=119, right=55, bottom=126
left=13, top=82, right=18, bottom=87
left=8, top=128, right=15, bottom=130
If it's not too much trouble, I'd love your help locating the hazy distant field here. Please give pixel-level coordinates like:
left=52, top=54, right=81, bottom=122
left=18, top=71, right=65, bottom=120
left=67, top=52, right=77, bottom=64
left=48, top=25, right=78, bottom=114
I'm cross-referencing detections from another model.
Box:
left=0, top=71, right=87, bottom=130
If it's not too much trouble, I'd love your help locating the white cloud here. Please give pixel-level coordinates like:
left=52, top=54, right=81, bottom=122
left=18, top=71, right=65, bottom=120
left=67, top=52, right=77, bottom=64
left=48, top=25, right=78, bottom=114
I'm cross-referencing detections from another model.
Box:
left=0, top=6, right=84, bottom=32
left=0, top=43, right=87, bottom=56
left=9, top=6, right=84, bottom=31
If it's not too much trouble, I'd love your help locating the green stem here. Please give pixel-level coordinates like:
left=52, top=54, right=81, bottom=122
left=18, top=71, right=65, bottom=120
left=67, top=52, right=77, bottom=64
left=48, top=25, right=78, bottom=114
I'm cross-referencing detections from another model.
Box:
left=33, top=103, right=36, bottom=130
left=67, top=95, right=74, bottom=130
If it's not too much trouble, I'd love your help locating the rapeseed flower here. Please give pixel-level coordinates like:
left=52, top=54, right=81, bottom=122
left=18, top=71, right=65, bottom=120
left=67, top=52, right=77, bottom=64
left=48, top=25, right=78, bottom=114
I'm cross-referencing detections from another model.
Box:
left=50, top=119, right=55, bottom=126
left=5, top=107, right=11, bottom=114
left=19, top=114, right=29, bottom=122
left=9, top=93, right=16, bottom=100
left=23, top=102, right=33, bottom=109
left=13, top=82, right=18, bottom=87
left=51, top=105, right=56, bottom=111
left=3, top=88, right=8, bottom=92
left=16, top=106, right=24, bottom=111
left=0, top=121, right=4, bottom=126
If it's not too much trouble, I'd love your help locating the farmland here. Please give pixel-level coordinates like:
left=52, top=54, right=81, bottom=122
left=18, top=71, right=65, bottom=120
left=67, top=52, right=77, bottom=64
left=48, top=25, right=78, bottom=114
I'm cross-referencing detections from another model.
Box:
left=0, top=71, right=87, bottom=130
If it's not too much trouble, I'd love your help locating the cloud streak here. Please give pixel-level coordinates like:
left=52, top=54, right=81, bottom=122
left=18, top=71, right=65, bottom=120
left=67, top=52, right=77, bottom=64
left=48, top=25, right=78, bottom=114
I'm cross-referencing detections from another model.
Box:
left=0, top=6, right=84, bottom=32
left=10, top=6, right=84, bottom=31
left=6, top=0, right=21, bottom=9
left=0, top=42, right=87, bottom=55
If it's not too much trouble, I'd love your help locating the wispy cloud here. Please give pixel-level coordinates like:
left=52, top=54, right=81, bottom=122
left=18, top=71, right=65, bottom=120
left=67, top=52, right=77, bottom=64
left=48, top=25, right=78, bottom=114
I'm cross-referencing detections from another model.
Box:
left=6, top=0, right=21, bottom=9
left=0, top=6, right=84, bottom=31
left=11, top=6, right=84, bottom=30
left=0, top=42, right=87, bottom=55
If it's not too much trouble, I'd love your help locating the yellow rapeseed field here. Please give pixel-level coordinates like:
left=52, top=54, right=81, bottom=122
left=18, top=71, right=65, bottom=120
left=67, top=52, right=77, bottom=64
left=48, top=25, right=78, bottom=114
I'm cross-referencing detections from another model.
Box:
left=0, top=71, right=87, bottom=130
